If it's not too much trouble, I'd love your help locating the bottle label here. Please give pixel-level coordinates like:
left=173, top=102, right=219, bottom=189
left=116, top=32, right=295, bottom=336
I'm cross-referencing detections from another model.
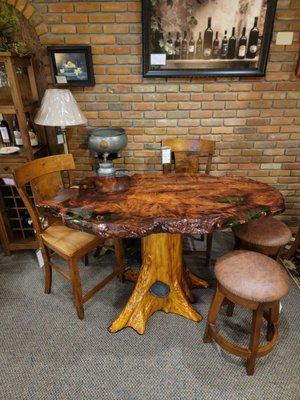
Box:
left=221, top=44, right=228, bottom=56
left=0, top=127, right=9, bottom=141
left=238, top=45, right=246, bottom=57
left=249, top=45, right=257, bottom=54
left=203, top=47, right=212, bottom=57
left=13, top=130, right=23, bottom=146
left=189, top=45, right=195, bottom=53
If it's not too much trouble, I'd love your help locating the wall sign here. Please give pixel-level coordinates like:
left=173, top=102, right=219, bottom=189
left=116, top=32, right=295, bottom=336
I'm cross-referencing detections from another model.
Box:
left=142, top=0, right=278, bottom=78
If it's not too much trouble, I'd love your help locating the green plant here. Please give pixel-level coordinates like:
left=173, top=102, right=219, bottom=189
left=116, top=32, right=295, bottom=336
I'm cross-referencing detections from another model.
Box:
left=0, top=3, right=27, bottom=54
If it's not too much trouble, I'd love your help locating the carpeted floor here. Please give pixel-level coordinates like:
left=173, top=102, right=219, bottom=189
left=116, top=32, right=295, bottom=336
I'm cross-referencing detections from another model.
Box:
left=1, top=232, right=299, bottom=400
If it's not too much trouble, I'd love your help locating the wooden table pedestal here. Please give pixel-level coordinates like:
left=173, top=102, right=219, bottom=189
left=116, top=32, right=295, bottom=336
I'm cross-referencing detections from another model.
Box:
left=109, top=233, right=204, bottom=334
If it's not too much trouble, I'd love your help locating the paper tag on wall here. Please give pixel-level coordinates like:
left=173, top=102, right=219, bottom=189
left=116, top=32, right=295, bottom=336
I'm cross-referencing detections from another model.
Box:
left=56, top=75, right=67, bottom=84
left=161, top=147, right=171, bottom=164
left=150, top=53, right=166, bottom=66
left=36, top=249, right=45, bottom=269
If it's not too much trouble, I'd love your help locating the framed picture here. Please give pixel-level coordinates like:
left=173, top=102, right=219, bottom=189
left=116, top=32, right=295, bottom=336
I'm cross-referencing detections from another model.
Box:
left=142, top=0, right=277, bottom=78
left=47, top=45, right=95, bottom=86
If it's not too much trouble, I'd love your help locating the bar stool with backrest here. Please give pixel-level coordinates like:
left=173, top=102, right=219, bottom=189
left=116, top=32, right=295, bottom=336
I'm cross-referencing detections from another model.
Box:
left=162, top=138, right=215, bottom=266
left=203, top=250, right=290, bottom=375
left=13, top=154, right=126, bottom=320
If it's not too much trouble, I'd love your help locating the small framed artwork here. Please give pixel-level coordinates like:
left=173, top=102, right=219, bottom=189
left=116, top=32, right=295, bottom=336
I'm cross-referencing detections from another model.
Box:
left=142, top=0, right=277, bottom=78
left=47, top=45, right=95, bottom=86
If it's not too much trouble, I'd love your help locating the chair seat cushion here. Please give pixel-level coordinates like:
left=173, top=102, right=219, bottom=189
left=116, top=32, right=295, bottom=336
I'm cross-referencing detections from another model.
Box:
left=233, top=216, right=292, bottom=247
left=41, top=223, right=103, bottom=258
left=215, top=250, right=290, bottom=302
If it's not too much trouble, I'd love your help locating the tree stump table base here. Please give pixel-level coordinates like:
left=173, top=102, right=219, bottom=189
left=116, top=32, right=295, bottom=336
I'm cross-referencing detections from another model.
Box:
left=109, top=233, right=202, bottom=334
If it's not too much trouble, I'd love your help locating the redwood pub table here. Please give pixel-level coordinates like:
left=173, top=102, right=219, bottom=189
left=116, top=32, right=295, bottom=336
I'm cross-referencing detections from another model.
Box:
left=37, top=173, right=285, bottom=334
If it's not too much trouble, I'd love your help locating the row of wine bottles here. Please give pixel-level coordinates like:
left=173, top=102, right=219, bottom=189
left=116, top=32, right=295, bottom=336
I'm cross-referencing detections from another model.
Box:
left=0, top=114, right=38, bottom=147
left=165, top=16, right=260, bottom=60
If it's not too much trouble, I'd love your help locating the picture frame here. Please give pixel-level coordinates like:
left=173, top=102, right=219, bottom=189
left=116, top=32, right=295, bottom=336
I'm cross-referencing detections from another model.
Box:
left=47, top=45, right=95, bottom=87
left=142, top=0, right=278, bottom=78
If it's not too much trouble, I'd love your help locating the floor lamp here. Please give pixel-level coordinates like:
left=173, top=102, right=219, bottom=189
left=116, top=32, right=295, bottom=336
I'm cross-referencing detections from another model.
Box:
left=34, top=89, right=87, bottom=154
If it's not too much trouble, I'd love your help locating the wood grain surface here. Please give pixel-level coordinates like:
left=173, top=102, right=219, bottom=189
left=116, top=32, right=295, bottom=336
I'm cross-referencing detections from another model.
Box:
left=37, top=173, right=285, bottom=238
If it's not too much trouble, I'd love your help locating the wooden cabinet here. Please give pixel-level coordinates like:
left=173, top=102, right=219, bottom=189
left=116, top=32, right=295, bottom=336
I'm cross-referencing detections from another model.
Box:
left=0, top=52, right=48, bottom=255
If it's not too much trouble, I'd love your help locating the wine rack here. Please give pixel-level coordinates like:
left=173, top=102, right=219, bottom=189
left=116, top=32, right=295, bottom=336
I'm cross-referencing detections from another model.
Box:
left=0, top=52, right=49, bottom=255
left=0, top=179, right=38, bottom=254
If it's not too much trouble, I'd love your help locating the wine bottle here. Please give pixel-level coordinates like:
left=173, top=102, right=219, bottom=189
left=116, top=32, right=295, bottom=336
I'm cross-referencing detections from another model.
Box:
left=227, top=27, right=236, bottom=59
left=246, top=17, right=259, bottom=59
left=220, top=30, right=228, bottom=59
left=188, top=32, right=195, bottom=59
left=237, top=27, right=247, bottom=59
left=174, top=32, right=181, bottom=59
left=212, top=32, right=219, bottom=58
left=26, top=117, right=38, bottom=147
left=13, top=117, right=23, bottom=146
left=166, top=32, right=174, bottom=60
left=0, top=113, right=12, bottom=146
left=203, top=17, right=213, bottom=59
left=181, top=31, right=188, bottom=59
left=196, top=31, right=203, bottom=59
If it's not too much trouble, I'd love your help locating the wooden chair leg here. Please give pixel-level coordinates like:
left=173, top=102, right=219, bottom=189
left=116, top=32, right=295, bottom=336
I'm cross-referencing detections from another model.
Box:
left=246, top=305, right=264, bottom=375
left=43, top=246, right=52, bottom=294
left=267, top=301, right=279, bottom=341
left=68, top=258, right=84, bottom=320
left=203, top=286, right=225, bottom=343
left=206, top=233, right=213, bottom=267
left=113, top=237, right=126, bottom=281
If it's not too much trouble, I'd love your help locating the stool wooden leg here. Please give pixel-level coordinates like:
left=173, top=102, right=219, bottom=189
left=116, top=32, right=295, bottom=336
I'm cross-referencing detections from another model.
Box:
left=246, top=305, right=264, bottom=375
left=226, top=300, right=235, bottom=317
left=68, top=258, right=84, bottom=320
left=43, top=246, right=52, bottom=294
left=203, top=286, right=225, bottom=343
left=267, top=301, right=279, bottom=341
left=206, top=233, right=213, bottom=267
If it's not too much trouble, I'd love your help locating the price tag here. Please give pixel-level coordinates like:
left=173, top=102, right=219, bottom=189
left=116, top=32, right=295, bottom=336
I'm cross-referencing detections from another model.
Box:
left=161, top=147, right=171, bottom=164
left=2, top=178, right=15, bottom=186
left=150, top=53, right=166, bottom=66
left=57, top=133, right=64, bottom=144
left=56, top=75, right=67, bottom=84
left=36, top=249, right=45, bottom=269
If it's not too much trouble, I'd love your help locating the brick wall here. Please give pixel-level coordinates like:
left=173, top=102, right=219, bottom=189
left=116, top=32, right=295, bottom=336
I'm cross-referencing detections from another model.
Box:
left=6, top=0, right=300, bottom=227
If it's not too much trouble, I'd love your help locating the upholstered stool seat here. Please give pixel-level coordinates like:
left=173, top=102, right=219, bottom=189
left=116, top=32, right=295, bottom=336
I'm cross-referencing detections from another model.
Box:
left=203, top=250, right=290, bottom=375
left=215, top=250, right=290, bottom=303
left=233, top=216, right=292, bottom=257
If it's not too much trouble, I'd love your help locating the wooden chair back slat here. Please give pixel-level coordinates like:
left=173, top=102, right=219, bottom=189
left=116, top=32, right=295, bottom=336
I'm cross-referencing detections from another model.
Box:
left=162, top=138, right=215, bottom=174
left=13, top=155, right=76, bottom=237
left=13, top=154, right=75, bottom=187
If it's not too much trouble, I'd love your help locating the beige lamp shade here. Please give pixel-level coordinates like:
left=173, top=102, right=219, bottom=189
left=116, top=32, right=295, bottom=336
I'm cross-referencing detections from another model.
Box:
left=34, top=89, right=87, bottom=127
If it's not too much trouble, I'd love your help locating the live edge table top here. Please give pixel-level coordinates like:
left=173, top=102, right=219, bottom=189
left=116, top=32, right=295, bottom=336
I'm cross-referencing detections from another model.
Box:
left=37, top=173, right=285, bottom=238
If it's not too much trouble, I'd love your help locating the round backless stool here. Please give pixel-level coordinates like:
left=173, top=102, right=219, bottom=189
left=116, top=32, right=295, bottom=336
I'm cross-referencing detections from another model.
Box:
left=203, top=250, right=290, bottom=375
left=233, top=216, right=292, bottom=259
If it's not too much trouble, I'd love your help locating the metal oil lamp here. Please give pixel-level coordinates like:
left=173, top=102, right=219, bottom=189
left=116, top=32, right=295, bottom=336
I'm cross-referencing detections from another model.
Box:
left=88, top=127, right=127, bottom=176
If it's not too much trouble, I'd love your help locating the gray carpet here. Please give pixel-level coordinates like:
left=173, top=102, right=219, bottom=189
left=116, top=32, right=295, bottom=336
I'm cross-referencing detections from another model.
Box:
left=0, top=232, right=299, bottom=400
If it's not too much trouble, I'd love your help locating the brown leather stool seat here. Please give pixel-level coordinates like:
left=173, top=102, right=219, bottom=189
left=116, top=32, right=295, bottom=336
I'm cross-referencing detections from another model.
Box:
left=215, top=250, right=290, bottom=303
left=233, top=217, right=292, bottom=257
left=203, top=250, right=290, bottom=375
